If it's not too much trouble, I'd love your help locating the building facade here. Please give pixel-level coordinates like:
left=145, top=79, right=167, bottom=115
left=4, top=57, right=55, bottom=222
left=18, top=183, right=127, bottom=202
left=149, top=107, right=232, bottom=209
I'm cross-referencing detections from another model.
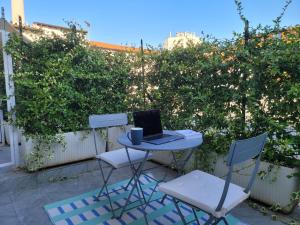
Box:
left=163, top=32, right=202, bottom=50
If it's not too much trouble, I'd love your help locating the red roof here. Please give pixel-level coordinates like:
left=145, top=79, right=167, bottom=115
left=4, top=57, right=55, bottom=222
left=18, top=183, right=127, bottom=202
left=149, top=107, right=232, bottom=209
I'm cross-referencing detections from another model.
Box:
left=89, top=41, right=141, bottom=53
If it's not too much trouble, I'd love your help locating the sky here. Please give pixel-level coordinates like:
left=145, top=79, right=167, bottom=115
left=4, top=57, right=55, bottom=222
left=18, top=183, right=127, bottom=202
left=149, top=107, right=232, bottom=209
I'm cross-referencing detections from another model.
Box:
left=1, top=0, right=300, bottom=47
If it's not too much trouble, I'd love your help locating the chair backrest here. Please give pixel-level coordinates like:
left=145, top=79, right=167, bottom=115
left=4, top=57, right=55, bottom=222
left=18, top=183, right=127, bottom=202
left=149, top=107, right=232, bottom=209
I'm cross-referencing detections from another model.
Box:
left=89, top=113, right=128, bottom=129
left=89, top=113, right=128, bottom=154
left=215, top=132, right=267, bottom=212
left=227, top=132, right=267, bottom=167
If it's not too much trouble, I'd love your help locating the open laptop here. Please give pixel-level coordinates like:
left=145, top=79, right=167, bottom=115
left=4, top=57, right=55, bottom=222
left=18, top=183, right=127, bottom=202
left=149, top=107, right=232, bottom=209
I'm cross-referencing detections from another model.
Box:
left=133, top=109, right=184, bottom=145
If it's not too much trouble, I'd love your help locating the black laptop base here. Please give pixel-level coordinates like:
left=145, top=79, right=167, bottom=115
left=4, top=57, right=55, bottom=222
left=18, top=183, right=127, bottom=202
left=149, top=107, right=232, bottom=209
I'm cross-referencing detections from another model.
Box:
left=142, top=134, right=184, bottom=145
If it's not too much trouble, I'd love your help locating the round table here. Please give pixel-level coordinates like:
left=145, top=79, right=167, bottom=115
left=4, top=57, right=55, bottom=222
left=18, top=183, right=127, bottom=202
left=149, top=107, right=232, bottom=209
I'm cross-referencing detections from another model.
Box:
left=117, top=130, right=203, bottom=152
left=117, top=130, right=203, bottom=218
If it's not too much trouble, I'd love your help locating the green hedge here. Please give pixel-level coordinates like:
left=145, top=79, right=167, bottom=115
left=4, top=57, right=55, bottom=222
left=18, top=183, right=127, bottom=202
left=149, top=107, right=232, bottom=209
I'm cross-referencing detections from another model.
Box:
left=5, top=26, right=300, bottom=171
left=6, top=31, right=133, bottom=136
left=145, top=27, right=300, bottom=169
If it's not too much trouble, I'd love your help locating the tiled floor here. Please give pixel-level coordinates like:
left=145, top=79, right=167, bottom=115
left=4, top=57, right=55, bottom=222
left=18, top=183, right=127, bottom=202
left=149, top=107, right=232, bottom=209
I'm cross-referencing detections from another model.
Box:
left=0, top=160, right=299, bottom=225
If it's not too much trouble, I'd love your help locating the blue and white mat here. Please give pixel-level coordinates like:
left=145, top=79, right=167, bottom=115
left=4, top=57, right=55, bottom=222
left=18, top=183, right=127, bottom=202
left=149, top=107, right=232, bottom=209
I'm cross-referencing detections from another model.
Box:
left=44, top=175, right=247, bottom=225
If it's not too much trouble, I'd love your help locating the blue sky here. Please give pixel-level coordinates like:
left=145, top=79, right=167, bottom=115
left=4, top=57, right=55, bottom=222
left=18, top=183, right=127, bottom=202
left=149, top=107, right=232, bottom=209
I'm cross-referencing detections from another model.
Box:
left=2, top=0, right=300, bottom=47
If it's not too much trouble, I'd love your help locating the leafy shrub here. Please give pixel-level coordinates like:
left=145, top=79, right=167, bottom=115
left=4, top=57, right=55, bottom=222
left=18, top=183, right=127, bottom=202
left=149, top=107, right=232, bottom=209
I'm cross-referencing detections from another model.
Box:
left=5, top=28, right=134, bottom=170
left=6, top=30, right=133, bottom=136
left=145, top=26, right=300, bottom=170
left=5, top=25, right=300, bottom=172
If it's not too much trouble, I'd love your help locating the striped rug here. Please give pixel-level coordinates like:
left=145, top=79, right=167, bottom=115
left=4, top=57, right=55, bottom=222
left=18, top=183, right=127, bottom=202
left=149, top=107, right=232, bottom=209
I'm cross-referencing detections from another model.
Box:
left=44, top=175, right=247, bottom=225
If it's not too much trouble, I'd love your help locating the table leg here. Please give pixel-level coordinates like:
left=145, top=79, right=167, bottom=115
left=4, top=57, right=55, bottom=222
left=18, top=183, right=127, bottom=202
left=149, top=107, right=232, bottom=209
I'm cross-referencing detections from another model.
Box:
left=125, top=148, right=148, bottom=204
left=171, top=149, right=194, bottom=175
left=159, top=150, right=194, bottom=204
left=117, top=148, right=150, bottom=220
left=144, top=150, right=194, bottom=208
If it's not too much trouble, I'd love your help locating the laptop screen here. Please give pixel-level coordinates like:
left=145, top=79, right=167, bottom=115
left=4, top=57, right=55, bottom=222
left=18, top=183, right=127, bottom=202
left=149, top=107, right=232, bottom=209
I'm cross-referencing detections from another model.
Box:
left=133, top=109, right=163, bottom=137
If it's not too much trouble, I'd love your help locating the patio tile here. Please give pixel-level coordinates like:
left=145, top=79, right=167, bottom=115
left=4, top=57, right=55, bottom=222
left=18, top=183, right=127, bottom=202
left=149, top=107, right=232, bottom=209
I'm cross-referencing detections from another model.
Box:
left=290, top=205, right=300, bottom=221
left=37, top=168, right=64, bottom=184
left=37, top=161, right=92, bottom=185
left=16, top=205, right=52, bottom=225
left=40, top=176, right=105, bottom=203
left=1, top=160, right=298, bottom=225
left=86, top=159, right=99, bottom=171
left=76, top=171, right=101, bottom=190
left=0, top=203, right=22, bottom=225
left=0, top=171, right=38, bottom=194
left=9, top=175, right=38, bottom=193
left=0, top=192, right=12, bottom=205
left=11, top=188, right=50, bottom=211
left=58, top=161, right=88, bottom=177
left=231, top=202, right=285, bottom=225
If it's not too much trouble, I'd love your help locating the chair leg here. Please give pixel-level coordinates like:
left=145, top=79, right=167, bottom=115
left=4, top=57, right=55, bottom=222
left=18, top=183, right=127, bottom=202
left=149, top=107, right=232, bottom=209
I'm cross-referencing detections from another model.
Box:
left=96, top=160, right=114, bottom=198
left=137, top=178, right=147, bottom=204
left=192, top=208, right=201, bottom=225
left=211, top=217, right=227, bottom=225
left=135, top=181, right=149, bottom=225
left=172, top=197, right=188, bottom=225
left=125, top=159, right=148, bottom=205
left=124, top=175, right=135, bottom=191
left=221, top=217, right=229, bottom=225
left=143, top=162, right=169, bottom=207
left=98, top=160, right=116, bottom=218
left=204, top=215, right=216, bottom=225
left=160, top=194, right=167, bottom=204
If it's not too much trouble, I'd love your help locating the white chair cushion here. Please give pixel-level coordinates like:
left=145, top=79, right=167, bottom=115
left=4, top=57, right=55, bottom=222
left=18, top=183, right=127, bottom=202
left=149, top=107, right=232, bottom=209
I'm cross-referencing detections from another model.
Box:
left=96, top=148, right=152, bottom=169
left=158, top=170, right=250, bottom=218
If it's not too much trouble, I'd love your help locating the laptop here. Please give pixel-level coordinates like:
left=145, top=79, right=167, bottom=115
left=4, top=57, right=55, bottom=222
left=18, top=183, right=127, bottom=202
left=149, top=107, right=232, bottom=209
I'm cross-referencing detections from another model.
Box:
left=133, top=109, right=184, bottom=145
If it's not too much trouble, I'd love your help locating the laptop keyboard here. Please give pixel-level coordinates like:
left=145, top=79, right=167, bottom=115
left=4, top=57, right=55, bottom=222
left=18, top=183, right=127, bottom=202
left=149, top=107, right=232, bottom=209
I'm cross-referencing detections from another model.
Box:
left=143, top=134, right=184, bottom=145
left=143, top=133, right=172, bottom=141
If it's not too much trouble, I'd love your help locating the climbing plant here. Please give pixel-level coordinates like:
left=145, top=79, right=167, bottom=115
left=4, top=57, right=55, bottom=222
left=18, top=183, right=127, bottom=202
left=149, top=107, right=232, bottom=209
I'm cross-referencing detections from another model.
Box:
left=143, top=26, right=300, bottom=171
left=5, top=1, right=299, bottom=174
left=5, top=26, right=134, bottom=170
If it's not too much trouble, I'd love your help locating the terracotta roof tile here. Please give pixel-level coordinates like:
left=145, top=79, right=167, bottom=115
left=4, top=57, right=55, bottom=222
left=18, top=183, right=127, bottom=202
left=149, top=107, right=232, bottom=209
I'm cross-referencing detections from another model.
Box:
left=89, top=41, right=141, bottom=53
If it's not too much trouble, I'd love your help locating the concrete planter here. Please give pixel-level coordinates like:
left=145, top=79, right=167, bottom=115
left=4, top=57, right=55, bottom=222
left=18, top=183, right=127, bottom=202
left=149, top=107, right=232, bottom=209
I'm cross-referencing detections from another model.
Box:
left=3, top=121, right=21, bottom=145
left=150, top=150, right=196, bottom=172
left=0, top=110, right=4, bottom=146
left=107, top=125, right=133, bottom=151
left=213, top=155, right=300, bottom=213
left=20, top=130, right=106, bottom=168
left=151, top=151, right=173, bottom=165
left=19, top=125, right=133, bottom=169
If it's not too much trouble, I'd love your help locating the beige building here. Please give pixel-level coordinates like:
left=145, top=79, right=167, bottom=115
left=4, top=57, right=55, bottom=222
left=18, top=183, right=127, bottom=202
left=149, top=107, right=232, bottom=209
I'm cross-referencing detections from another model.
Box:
left=164, top=32, right=202, bottom=50
left=22, top=22, right=88, bottom=41
left=11, top=0, right=25, bottom=25
left=11, top=0, right=87, bottom=41
left=10, top=0, right=141, bottom=52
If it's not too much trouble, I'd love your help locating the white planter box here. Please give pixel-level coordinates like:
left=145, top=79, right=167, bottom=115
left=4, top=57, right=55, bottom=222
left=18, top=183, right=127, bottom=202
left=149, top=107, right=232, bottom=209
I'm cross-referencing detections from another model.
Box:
left=151, top=151, right=173, bottom=165
left=213, top=155, right=300, bottom=213
left=108, top=125, right=133, bottom=151
left=20, top=130, right=106, bottom=168
left=0, top=110, right=4, bottom=146
left=4, top=121, right=21, bottom=145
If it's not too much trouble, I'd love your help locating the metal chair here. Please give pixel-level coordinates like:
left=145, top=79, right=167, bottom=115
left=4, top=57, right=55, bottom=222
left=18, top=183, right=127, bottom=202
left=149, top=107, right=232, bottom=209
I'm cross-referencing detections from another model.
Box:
left=89, top=113, right=151, bottom=217
left=158, top=132, right=267, bottom=225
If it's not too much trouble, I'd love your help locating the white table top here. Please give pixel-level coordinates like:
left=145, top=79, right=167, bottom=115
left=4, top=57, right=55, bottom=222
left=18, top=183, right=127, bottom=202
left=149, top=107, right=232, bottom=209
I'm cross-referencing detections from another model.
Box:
left=118, top=130, right=203, bottom=152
